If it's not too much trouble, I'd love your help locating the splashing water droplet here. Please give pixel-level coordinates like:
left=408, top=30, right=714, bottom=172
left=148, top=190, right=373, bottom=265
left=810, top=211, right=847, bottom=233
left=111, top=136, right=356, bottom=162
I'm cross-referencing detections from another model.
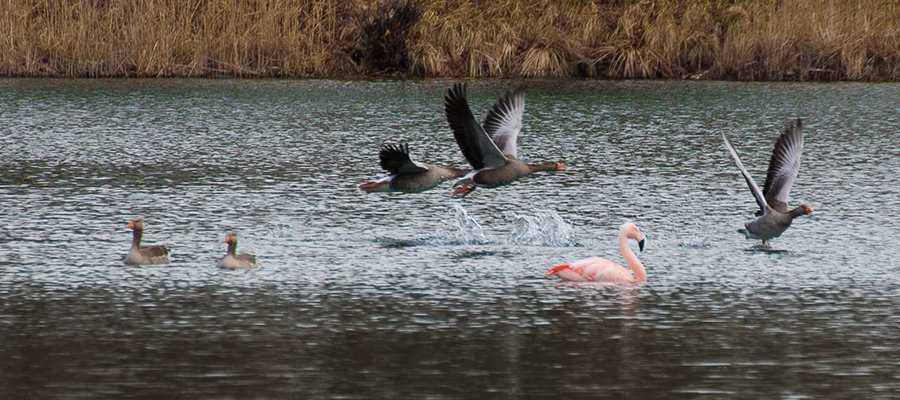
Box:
left=267, top=218, right=294, bottom=238
left=679, top=232, right=712, bottom=247
left=449, top=203, right=487, bottom=244
left=506, top=209, right=574, bottom=247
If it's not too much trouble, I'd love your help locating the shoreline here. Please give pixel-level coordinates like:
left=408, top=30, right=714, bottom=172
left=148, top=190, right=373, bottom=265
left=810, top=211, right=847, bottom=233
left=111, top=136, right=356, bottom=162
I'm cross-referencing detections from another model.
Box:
left=3, top=0, right=899, bottom=81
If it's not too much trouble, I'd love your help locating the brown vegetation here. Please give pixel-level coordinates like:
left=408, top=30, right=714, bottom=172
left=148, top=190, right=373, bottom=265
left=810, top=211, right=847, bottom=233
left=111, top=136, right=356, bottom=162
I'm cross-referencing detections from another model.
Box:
left=1, top=0, right=899, bottom=80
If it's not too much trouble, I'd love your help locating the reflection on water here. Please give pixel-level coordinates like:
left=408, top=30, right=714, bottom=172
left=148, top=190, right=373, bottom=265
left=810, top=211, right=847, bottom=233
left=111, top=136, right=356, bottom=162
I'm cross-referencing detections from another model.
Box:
left=1, top=79, right=900, bottom=398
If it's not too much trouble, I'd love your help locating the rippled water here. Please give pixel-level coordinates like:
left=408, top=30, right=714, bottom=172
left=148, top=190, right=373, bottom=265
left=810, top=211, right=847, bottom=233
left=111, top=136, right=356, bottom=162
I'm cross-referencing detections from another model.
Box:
left=1, top=79, right=899, bottom=398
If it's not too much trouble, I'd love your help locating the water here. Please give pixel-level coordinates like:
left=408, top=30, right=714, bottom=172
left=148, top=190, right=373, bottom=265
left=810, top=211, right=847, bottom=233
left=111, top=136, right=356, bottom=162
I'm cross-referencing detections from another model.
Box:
left=1, top=79, right=899, bottom=398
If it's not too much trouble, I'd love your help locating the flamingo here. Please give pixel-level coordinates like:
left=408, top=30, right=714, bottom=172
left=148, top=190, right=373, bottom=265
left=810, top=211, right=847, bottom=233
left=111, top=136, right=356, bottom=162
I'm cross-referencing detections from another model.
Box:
left=545, top=222, right=646, bottom=282
left=721, top=118, right=812, bottom=246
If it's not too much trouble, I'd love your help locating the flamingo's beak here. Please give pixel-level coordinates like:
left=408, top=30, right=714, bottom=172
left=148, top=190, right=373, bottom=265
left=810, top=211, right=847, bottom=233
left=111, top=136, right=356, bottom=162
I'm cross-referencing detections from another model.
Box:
left=638, top=239, right=645, bottom=252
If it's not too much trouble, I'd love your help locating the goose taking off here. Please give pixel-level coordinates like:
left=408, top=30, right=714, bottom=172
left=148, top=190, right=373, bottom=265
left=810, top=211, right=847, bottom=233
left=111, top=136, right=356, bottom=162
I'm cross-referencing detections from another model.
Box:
left=123, top=219, right=170, bottom=265
left=546, top=222, right=646, bottom=282
left=443, top=83, right=566, bottom=198
left=216, top=232, right=258, bottom=269
left=721, top=118, right=812, bottom=246
left=359, top=143, right=468, bottom=193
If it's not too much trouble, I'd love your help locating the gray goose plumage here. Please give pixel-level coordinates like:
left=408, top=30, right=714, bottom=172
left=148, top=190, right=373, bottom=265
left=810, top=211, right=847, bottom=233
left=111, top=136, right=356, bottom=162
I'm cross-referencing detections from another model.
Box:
left=444, top=83, right=566, bottom=198
left=359, top=143, right=469, bottom=193
left=722, top=118, right=813, bottom=246
left=216, top=232, right=258, bottom=269
left=123, top=219, right=170, bottom=265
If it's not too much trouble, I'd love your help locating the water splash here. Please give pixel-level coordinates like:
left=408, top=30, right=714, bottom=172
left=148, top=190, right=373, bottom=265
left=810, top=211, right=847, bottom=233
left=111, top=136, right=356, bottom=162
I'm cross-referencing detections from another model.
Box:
left=506, top=209, right=574, bottom=247
left=447, top=203, right=487, bottom=244
left=644, top=222, right=713, bottom=248
left=266, top=218, right=294, bottom=238
left=679, top=232, right=712, bottom=247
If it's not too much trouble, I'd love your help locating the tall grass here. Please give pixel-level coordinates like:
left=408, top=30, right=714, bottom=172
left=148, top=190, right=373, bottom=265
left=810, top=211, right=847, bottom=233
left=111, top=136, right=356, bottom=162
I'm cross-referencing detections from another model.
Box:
left=1, top=0, right=899, bottom=80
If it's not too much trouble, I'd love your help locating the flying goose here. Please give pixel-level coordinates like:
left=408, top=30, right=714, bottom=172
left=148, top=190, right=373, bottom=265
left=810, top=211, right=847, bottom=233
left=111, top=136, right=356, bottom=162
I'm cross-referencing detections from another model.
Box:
left=443, top=83, right=566, bottom=198
left=721, top=118, right=812, bottom=246
left=359, top=143, right=468, bottom=193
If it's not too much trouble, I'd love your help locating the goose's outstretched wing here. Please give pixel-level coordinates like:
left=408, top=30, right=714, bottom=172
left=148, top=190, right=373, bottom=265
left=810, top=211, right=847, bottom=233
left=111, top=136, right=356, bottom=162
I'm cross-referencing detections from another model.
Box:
left=722, top=131, right=767, bottom=214
left=763, top=119, right=804, bottom=213
left=483, top=86, right=525, bottom=159
left=379, top=143, right=428, bottom=174
left=444, top=83, right=508, bottom=171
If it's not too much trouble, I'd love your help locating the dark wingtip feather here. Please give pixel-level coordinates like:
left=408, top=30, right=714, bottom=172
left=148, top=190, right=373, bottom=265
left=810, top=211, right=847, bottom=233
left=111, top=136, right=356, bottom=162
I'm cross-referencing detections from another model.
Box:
left=444, top=83, right=482, bottom=169
left=378, top=143, right=414, bottom=174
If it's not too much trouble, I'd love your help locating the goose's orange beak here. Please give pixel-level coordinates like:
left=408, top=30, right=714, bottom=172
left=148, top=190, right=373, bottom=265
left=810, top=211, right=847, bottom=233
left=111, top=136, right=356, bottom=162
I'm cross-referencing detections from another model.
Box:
left=126, top=222, right=134, bottom=228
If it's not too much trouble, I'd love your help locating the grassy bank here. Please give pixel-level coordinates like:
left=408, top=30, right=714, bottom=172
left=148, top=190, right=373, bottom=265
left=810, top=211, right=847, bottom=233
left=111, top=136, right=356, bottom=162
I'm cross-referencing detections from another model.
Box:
left=2, top=0, right=899, bottom=80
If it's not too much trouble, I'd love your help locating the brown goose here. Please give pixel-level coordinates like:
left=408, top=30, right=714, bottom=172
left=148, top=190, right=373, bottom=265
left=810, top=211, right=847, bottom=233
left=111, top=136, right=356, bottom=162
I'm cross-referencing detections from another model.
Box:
left=359, top=143, right=469, bottom=193
left=123, top=219, right=170, bottom=265
left=722, top=118, right=813, bottom=246
left=216, top=232, right=258, bottom=269
left=444, top=83, right=566, bottom=198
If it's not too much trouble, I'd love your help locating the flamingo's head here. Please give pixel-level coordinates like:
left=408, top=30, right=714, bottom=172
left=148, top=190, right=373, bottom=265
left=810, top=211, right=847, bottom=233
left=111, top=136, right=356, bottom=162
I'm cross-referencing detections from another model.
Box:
left=621, top=222, right=645, bottom=252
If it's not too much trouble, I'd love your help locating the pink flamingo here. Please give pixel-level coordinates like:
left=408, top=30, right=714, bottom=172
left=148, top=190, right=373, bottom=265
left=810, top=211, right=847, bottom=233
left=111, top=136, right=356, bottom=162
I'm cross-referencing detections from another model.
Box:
left=545, top=222, right=646, bottom=282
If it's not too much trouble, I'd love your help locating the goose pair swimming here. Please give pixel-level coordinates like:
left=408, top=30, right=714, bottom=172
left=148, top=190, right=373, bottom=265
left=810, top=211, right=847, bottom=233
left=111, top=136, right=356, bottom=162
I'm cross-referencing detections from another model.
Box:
left=360, top=83, right=566, bottom=196
left=124, top=219, right=257, bottom=269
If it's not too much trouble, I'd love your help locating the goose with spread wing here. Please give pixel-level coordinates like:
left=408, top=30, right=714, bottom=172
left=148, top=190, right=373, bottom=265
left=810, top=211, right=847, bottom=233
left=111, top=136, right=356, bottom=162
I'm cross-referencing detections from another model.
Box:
left=443, top=83, right=566, bottom=198
left=359, top=143, right=468, bottom=193
left=721, top=118, right=812, bottom=246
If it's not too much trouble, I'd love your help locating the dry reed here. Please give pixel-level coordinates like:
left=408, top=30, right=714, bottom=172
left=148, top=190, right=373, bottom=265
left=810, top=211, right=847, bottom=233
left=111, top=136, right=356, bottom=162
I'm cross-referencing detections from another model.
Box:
left=1, top=0, right=899, bottom=80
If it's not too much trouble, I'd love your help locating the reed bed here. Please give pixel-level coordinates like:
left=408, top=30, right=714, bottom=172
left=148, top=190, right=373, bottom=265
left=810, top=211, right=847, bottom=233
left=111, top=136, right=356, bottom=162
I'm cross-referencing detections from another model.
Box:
left=1, top=0, right=898, bottom=80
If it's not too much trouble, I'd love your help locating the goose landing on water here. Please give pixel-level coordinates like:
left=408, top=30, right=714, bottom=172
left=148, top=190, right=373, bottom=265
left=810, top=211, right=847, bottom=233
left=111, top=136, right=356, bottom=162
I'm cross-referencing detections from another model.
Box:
left=443, top=83, right=566, bottom=198
left=721, top=118, right=813, bottom=246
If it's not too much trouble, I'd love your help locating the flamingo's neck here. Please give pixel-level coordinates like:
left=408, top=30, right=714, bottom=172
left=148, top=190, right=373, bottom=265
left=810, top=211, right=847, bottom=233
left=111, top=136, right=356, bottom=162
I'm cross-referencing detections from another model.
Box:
left=619, top=232, right=646, bottom=282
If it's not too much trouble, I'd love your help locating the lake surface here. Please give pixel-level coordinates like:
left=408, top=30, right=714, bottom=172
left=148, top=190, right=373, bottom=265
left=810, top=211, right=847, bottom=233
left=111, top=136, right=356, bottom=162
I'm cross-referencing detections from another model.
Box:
left=1, top=78, right=899, bottom=398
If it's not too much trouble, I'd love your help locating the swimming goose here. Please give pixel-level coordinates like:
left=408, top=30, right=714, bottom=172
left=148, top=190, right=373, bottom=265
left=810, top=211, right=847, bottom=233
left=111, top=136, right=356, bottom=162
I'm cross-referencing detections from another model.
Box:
left=721, top=118, right=812, bottom=246
left=216, top=232, right=258, bottom=269
left=545, top=222, right=646, bottom=282
left=359, top=143, right=468, bottom=193
left=123, top=219, right=170, bottom=265
left=443, top=83, right=566, bottom=198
